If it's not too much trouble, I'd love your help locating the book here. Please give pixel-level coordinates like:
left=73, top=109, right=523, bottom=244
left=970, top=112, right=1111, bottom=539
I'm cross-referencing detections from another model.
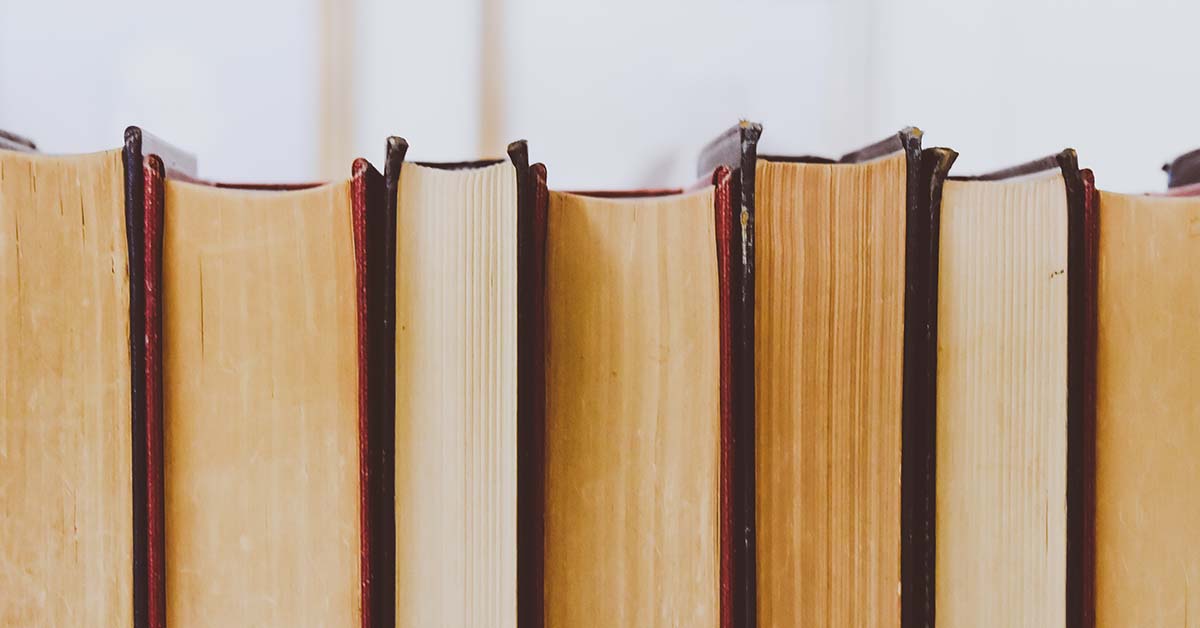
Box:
left=1163, top=148, right=1200, bottom=196
left=541, top=170, right=736, bottom=626
left=1163, top=147, right=1200, bottom=189
left=935, top=152, right=1096, bottom=627
left=1094, top=185, right=1200, bottom=626
left=0, top=128, right=193, bottom=628
left=391, top=141, right=542, bottom=628
left=700, top=127, right=949, bottom=627
left=143, top=147, right=387, bottom=628
left=0, top=141, right=134, bottom=627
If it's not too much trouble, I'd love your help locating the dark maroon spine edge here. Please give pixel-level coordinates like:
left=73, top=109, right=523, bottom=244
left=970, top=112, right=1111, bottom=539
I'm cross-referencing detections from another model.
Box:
left=711, top=165, right=736, bottom=628
left=352, top=154, right=394, bottom=628
left=510, top=140, right=547, bottom=628
left=911, top=145, right=957, bottom=628
left=142, top=154, right=167, bottom=628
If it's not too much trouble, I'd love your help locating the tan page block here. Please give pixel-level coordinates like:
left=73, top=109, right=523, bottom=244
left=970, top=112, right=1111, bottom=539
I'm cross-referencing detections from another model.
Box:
left=394, top=162, right=518, bottom=628
left=0, top=149, right=132, bottom=627
left=162, top=181, right=361, bottom=627
left=544, top=189, right=720, bottom=628
left=755, top=153, right=906, bottom=627
left=1096, top=191, right=1200, bottom=626
left=937, top=174, right=1069, bottom=627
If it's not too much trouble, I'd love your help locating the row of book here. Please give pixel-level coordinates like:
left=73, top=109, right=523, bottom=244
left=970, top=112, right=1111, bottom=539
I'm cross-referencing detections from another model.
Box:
left=2, top=122, right=1197, bottom=627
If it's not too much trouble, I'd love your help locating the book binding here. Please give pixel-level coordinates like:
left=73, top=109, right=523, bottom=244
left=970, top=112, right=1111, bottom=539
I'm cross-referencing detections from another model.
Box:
left=945, top=149, right=1097, bottom=628
left=698, top=120, right=761, bottom=628
left=123, top=126, right=197, bottom=628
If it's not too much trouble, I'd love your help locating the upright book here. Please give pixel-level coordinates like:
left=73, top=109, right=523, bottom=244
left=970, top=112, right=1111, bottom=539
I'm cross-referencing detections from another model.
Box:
left=140, top=138, right=390, bottom=628
left=700, top=125, right=951, bottom=627
left=1094, top=168, right=1200, bottom=626
left=540, top=163, right=739, bottom=626
left=935, top=151, right=1096, bottom=627
left=388, top=140, right=544, bottom=628
left=1, top=133, right=136, bottom=628
left=0, top=128, right=195, bottom=628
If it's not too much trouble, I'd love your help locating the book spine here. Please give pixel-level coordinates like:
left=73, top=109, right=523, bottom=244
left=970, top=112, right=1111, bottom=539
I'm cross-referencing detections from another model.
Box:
left=899, top=129, right=926, bottom=628
left=122, top=128, right=152, bottom=628
left=1062, top=156, right=1098, bottom=628
left=1079, top=167, right=1098, bottom=628
left=355, top=144, right=401, bottom=628
left=143, top=155, right=168, bottom=628
left=712, top=165, right=735, bottom=628
left=732, top=124, right=760, bottom=628
left=905, top=145, right=957, bottom=628
left=510, top=141, right=548, bottom=628
left=699, top=121, right=762, bottom=628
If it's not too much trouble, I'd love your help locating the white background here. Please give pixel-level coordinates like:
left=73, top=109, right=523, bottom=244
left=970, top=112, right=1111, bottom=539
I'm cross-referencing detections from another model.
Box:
left=2, top=0, right=1196, bottom=191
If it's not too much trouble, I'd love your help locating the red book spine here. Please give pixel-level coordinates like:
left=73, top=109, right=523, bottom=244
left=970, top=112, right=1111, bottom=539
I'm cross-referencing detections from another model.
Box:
left=143, top=155, right=167, bottom=628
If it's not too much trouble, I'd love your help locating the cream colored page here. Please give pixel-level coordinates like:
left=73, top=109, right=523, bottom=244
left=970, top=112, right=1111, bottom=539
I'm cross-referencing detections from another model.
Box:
left=936, top=174, right=1069, bottom=627
left=755, top=153, right=906, bottom=627
left=394, top=162, right=517, bottom=628
left=544, top=189, right=720, bottom=628
left=1096, top=191, right=1200, bottom=627
left=162, top=181, right=361, bottom=627
left=0, top=149, right=132, bottom=627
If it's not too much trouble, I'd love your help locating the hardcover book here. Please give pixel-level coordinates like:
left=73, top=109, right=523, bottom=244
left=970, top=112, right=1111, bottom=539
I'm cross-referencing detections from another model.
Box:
left=935, top=151, right=1096, bottom=627
left=390, top=140, right=543, bottom=628
left=142, top=144, right=387, bottom=628
left=0, top=128, right=194, bottom=628
left=541, top=168, right=737, bottom=627
left=700, top=125, right=952, bottom=627
left=1, top=138, right=135, bottom=627
left=1095, top=182, right=1200, bottom=626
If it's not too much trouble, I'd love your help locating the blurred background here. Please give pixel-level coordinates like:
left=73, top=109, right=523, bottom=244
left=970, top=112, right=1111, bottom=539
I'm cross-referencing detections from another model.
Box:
left=1, top=0, right=1195, bottom=191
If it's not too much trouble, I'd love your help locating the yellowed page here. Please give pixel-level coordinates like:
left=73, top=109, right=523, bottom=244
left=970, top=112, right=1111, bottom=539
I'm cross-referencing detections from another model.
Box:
left=755, top=153, right=906, bottom=627
left=543, top=189, right=720, bottom=627
left=394, top=162, right=517, bottom=627
left=0, top=149, right=132, bottom=627
left=162, top=180, right=361, bottom=627
left=936, top=174, right=1069, bottom=627
left=1096, top=191, right=1200, bottom=627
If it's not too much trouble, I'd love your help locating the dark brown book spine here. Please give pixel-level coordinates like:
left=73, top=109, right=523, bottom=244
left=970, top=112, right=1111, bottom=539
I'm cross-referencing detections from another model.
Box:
left=352, top=154, right=393, bottom=628
left=510, top=141, right=548, bottom=628
left=1063, top=157, right=1097, bottom=628
left=908, top=145, right=957, bottom=628
left=736, top=127, right=757, bottom=628
left=899, top=130, right=928, bottom=628
left=122, top=129, right=151, bottom=628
